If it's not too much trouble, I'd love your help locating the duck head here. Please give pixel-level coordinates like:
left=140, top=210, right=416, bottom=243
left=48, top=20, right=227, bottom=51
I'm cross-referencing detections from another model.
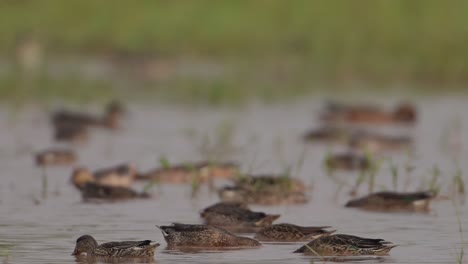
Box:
left=71, top=167, right=94, bottom=190
left=72, top=235, right=98, bottom=256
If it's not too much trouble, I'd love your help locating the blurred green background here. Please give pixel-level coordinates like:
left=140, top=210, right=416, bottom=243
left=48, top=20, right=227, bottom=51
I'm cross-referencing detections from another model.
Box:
left=0, top=0, right=466, bottom=105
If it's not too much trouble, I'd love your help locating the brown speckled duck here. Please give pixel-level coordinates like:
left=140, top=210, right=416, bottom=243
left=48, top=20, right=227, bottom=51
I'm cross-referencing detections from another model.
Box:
left=293, top=234, right=397, bottom=256
left=52, top=101, right=124, bottom=130
left=324, top=152, right=370, bottom=171
left=53, top=123, right=89, bottom=144
left=35, top=148, right=77, bottom=166
left=345, top=190, right=436, bottom=212
left=79, top=183, right=150, bottom=202
left=218, top=174, right=308, bottom=205
left=218, top=185, right=308, bottom=206
left=71, top=164, right=137, bottom=190
left=303, top=126, right=353, bottom=145
left=321, top=101, right=417, bottom=125
left=72, top=235, right=159, bottom=258
left=157, top=223, right=261, bottom=249
left=349, top=132, right=413, bottom=153
left=254, top=224, right=335, bottom=242
left=136, top=161, right=239, bottom=183
left=200, top=202, right=280, bottom=232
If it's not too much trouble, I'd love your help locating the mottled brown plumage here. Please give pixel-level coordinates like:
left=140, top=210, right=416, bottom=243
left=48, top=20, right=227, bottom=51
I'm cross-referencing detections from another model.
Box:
left=35, top=148, right=77, bottom=166
left=294, top=234, right=397, bottom=256
left=325, top=152, right=370, bottom=171
left=349, top=132, right=413, bottom=153
left=79, top=183, right=149, bottom=202
left=254, top=224, right=335, bottom=242
left=72, top=235, right=159, bottom=258
left=200, top=202, right=280, bottom=232
left=71, top=164, right=137, bottom=190
left=345, top=191, right=436, bottom=212
left=218, top=185, right=308, bottom=206
left=52, top=101, right=124, bottom=130
left=136, top=161, right=238, bottom=183
left=157, top=223, right=261, bottom=249
left=303, top=126, right=353, bottom=144
left=320, top=101, right=417, bottom=125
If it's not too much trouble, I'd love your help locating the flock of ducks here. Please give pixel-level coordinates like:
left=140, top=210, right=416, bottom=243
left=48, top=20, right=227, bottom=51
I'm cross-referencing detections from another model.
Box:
left=34, top=101, right=436, bottom=261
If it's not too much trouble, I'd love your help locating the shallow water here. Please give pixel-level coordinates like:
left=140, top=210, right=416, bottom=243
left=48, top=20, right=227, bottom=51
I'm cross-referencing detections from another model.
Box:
left=0, top=98, right=467, bottom=264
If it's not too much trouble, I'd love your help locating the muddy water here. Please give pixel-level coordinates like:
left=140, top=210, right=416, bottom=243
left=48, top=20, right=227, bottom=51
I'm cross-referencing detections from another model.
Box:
left=0, top=98, right=467, bottom=264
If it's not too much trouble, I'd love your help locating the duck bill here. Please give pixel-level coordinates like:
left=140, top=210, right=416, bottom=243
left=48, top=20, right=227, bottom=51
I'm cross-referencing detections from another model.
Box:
left=71, top=248, right=79, bottom=256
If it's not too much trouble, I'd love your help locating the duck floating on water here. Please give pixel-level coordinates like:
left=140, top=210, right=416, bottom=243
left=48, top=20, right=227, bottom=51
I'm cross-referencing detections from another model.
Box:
left=52, top=101, right=125, bottom=130
left=136, top=161, right=239, bottom=183
left=35, top=148, right=77, bottom=166
left=254, top=223, right=335, bottom=242
left=200, top=202, right=280, bottom=233
left=157, top=223, right=261, bottom=249
left=345, top=190, right=436, bottom=212
left=72, top=235, right=159, bottom=258
left=293, top=234, right=397, bottom=256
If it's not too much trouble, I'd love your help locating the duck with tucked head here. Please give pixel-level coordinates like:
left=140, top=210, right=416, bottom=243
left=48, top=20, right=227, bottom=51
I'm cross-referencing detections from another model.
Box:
left=52, top=100, right=125, bottom=130
left=54, top=123, right=89, bottom=144
left=35, top=148, right=77, bottom=166
left=71, top=164, right=148, bottom=201
left=254, top=224, right=335, bottom=242
left=136, top=161, right=239, bottom=183
left=218, top=185, right=308, bottom=206
left=71, top=235, right=159, bottom=258
left=303, top=126, right=354, bottom=145
left=157, top=223, right=261, bottom=249
left=321, top=101, right=417, bottom=125
left=293, top=234, right=397, bottom=256
left=345, top=190, right=436, bottom=212
left=200, top=202, right=280, bottom=232
left=71, top=164, right=137, bottom=190
left=349, top=131, right=413, bottom=154
left=324, top=152, right=370, bottom=172
left=218, top=174, right=308, bottom=205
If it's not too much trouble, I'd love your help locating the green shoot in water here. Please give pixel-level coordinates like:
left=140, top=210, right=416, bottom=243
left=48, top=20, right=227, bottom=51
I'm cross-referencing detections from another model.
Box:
left=41, top=166, right=48, bottom=199
left=159, top=156, right=171, bottom=169
left=390, top=160, right=399, bottom=191
left=429, top=165, right=441, bottom=194
left=452, top=168, right=465, bottom=196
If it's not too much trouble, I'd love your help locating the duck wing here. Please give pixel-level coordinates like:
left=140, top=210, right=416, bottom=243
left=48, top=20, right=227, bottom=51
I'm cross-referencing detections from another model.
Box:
left=376, top=191, right=435, bottom=201
left=100, top=240, right=152, bottom=250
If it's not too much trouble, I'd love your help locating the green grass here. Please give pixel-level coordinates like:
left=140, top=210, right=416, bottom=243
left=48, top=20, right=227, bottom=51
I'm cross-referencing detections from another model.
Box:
left=1, top=1, right=467, bottom=104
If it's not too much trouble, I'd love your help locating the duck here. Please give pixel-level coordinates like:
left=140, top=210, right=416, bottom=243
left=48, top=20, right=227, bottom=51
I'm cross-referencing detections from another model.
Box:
left=345, top=190, right=436, bottom=212
left=254, top=224, right=335, bottom=242
left=233, top=174, right=307, bottom=193
left=324, top=152, right=370, bottom=171
left=157, top=223, right=261, bottom=249
left=71, top=235, right=159, bottom=258
left=136, top=161, right=239, bottom=183
left=35, top=148, right=77, bottom=166
left=218, top=174, right=309, bottom=205
left=349, top=132, right=413, bottom=153
left=321, top=101, right=417, bottom=125
left=218, top=185, right=308, bottom=206
left=293, top=234, right=397, bottom=256
left=303, top=126, right=354, bottom=145
left=79, top=182, right=150, bottom=202
left=53, top=123, right=89, bottom=144
left=71, top=163, right=137, bottom=190
left=52, top=101, right=124, bottom=130
left=200, top=202, right=280, bottom=232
